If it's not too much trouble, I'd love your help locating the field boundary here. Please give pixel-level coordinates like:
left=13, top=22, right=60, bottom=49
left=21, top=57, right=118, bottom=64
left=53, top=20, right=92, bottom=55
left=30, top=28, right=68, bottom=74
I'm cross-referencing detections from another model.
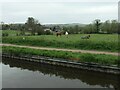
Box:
left=1, top=44, right=119, bottom=56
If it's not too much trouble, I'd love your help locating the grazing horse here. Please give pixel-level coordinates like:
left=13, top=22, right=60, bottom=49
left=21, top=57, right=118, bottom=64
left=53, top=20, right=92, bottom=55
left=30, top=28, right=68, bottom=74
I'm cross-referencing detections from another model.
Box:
left=65, top=31, right=68, bottom=38
left=56, top=32, right=62, bottom=37
left=81, top=35, right=90, bottom=39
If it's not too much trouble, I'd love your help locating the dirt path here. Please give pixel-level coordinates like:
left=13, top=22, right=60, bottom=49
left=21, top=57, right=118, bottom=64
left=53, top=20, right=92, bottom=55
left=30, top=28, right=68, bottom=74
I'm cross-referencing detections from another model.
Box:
left=1, top=44, right=119, bottom=56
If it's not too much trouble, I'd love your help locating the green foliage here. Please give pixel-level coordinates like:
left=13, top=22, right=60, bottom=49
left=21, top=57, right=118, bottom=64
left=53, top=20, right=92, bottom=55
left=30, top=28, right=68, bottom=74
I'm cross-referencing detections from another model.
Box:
left=2, top=23, right=25, bottom=30
left=25, top=17, right=44, bottom=35
left=1, top=19, right=119, bottom=34
left=2, top=32, right=9, bottom=37
left=94, top=19, right=101, bottom=33
left=82, top=24, right=95, bottom=34
left=2, top=46, right=119, bottom=66
left=101, top=20, right=118, bottom=34
left=44, top=30, right=53, bottom=35
left=81, top=19, right=118, bottom=34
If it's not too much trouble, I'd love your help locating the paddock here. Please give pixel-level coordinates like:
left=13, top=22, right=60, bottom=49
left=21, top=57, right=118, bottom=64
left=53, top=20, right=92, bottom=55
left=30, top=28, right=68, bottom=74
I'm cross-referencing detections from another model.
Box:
left=2, top=33, right=118, bottom=52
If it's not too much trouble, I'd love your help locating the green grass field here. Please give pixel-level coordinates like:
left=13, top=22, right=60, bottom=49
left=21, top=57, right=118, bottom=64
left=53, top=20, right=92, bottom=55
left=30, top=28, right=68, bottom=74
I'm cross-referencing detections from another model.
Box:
left=2, top=30, right=119, bottom=52
left=2, top=30, right=119, bottom=66
left=2, top=30, right=31, bottom=36
left=2, top=30, right=21, bottom=36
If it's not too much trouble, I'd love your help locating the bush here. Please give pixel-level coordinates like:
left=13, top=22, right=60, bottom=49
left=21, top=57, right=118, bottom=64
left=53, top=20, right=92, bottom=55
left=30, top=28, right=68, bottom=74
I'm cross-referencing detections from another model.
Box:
left=2, top=33, right=9, bottom=37
left=44, top=30, right=53, bottom=35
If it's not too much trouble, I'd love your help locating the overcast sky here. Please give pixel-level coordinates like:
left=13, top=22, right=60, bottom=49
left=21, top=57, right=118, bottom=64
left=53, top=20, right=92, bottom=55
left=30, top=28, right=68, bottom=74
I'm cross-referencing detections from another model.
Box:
left=1, top=0, right=119, bottom=24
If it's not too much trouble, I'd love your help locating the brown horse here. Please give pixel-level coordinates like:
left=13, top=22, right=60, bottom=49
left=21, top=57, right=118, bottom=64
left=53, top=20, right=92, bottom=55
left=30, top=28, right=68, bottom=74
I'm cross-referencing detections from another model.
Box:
left=56, top=32, right=63, bottom=37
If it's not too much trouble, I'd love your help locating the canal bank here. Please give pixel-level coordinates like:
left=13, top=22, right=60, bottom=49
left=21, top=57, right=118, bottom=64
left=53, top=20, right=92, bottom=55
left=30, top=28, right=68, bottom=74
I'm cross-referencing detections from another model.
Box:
left=2, top=53, right=120, bottom=75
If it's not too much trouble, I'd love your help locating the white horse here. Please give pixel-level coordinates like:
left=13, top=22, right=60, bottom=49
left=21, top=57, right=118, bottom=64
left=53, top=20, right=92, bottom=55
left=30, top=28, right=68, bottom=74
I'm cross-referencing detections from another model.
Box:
left=65, top=31, right=68, bottom=37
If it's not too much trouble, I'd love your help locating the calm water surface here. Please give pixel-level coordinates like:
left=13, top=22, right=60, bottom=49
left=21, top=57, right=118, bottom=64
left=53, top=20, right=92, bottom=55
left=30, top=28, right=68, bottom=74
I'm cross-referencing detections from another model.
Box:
left=1, top=57, right=120, bottom=89
left=0, top=60, right=2, bottom=89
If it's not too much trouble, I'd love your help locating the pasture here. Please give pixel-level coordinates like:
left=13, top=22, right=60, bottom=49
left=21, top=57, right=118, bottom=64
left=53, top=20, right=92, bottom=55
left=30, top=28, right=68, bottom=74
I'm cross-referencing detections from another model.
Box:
left=2, top=30, right=119, bottom=52
left=2, top=30, right=31, bottom=36
left=2, top=30, right=21, bottom=36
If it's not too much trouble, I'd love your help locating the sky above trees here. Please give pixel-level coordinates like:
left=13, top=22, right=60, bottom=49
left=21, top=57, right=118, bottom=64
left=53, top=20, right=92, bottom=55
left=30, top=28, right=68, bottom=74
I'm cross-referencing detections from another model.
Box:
left=1, top=0, right=119, bottom=24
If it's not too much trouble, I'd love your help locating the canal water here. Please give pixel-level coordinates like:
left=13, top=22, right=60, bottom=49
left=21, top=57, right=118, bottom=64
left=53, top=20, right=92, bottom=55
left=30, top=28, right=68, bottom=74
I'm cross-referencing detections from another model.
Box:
left=1, top=57, right=120, bottom=89
left=0, top=60, right=2, bottom=89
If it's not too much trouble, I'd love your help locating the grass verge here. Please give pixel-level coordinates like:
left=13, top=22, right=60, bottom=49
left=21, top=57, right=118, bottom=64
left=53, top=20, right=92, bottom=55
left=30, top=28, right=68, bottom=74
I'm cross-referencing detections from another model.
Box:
left=2, top=46, right=119, bottom=66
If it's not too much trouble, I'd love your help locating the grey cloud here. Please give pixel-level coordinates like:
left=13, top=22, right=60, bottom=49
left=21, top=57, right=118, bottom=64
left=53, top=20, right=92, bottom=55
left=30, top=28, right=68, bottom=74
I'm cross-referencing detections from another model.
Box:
left=1, top=2, right=118, bottom=24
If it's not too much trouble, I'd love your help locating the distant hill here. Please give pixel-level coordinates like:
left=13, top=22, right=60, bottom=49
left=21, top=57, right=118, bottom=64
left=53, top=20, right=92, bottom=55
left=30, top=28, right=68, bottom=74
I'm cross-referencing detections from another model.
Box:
left=44, top=23, right=86, bottom=28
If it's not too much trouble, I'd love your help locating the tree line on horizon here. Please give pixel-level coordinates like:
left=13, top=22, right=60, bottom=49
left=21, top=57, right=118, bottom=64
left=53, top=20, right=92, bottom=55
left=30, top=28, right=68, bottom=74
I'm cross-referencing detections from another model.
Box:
left=1, top=17, right=119, bottom=35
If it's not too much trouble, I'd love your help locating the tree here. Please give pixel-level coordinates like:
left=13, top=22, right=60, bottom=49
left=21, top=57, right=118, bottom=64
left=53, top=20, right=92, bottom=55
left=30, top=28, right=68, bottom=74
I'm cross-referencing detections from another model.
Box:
left=63, top=26, right=68, bottom=32
left=101, top=20, right=111, bottom=34
left=82, top=24, right=95, bottom=34
left=94, top=19, right=101, bottom=33
left=2, top=24, right=10, bottom=30
left=69, top=27, right=74, bottom=34
left=74, top=25, right=79, bottom=34
left=37, top=24, right=44, bottom=35
left=25, top=17, right=35, bottom=35
left=118, top=22, right=120, bottom=34
left=25, top=17, right=43, bottom=35
left=111, top=20, right=118, bottom=33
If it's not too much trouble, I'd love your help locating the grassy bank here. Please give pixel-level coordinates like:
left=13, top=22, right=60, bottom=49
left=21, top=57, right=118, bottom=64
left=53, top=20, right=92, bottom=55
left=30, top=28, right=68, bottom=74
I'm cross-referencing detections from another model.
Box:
left=2, top=34, right=119, bottom=52
left=2, top=46, right=119, bottom=66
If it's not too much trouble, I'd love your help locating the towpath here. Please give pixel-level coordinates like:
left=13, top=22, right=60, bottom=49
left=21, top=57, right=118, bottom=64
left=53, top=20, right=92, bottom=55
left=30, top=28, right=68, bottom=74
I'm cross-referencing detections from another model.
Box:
left=1, top=44, right=119, bottom=56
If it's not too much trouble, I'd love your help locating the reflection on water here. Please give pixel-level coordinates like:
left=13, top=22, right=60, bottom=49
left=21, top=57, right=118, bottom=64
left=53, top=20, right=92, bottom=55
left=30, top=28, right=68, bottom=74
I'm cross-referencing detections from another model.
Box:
left=2, top=57, right=120, bottom=89
left=0, top=60, right=2, bottom=89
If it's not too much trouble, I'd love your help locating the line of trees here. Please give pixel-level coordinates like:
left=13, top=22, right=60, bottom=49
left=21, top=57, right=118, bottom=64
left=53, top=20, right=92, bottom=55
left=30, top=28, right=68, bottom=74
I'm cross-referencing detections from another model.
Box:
left=81, top=19, right=119, bottom=34
left=49, top=19, right=119, bottom=34
left=1, top=17, right=119, bottom=35
left=1, top=17, right=47, bottom=35
left=62, top=25, right=82, bottom=34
